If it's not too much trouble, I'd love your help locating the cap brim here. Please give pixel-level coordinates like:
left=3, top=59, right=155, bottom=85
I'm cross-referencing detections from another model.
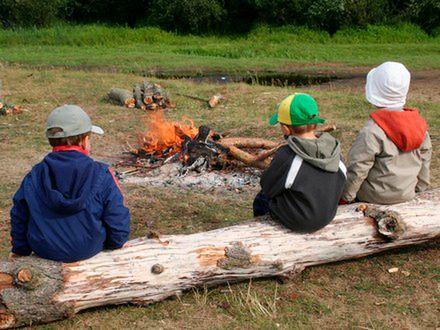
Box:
left=311, top=117, right=326, bottom=124
left=91, top=125, right=104, bottom=135
left=269, top=113, right=279, bottom=125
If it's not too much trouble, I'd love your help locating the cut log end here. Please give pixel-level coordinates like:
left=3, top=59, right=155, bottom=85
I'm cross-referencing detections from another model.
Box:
left=0, top=275, right=12, bottom=290
left=0, top=313, right=16, bottom=330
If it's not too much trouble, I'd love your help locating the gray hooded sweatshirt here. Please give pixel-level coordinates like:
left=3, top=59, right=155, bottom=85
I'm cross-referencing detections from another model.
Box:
left=260, top=133, right=346, bottom=232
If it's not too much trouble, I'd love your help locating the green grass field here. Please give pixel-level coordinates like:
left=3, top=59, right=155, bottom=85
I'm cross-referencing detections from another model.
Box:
left=0, top=24, right=439, bottom=74
left=0, top=25, right=439, bottom=329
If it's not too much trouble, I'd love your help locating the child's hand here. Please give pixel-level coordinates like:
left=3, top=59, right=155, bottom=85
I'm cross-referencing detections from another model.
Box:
left=122, top=242, right=130, bottom=248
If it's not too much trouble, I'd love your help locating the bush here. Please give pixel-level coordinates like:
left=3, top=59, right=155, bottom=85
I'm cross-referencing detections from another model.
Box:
left=0, top=0, right=67, bottom=28
left=148, top=0, right=226, bottom=34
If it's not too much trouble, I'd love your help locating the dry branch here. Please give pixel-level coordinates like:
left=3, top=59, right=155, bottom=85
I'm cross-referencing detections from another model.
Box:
left=1, top=189, right=439, bottom=328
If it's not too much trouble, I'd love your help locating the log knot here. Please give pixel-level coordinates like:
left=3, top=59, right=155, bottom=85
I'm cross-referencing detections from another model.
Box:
left=151, top=264, right=164, bottom=274
left=15, top=268, right=37, bottom=290
left=360, top=206, right=406, bottom=240
left=217, top=242, right=254, bottom=270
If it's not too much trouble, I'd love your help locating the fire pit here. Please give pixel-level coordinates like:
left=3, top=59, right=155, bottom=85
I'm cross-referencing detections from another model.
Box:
left=114, top=112, right=278, bottom=191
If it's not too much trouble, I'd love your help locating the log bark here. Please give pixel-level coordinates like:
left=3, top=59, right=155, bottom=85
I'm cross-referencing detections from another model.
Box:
left=218, top=137, right=279, bottom=149
left=1, top=190, right=439, bottom=328
left=107, top=88, right=135, bottom=108
left=226, top=145, right=270, bottom=169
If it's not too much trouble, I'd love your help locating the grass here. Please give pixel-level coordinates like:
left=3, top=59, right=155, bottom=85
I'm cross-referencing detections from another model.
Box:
left=0, top=62, right=438, bottom=329
left=0, top=24, right=439, bottom=74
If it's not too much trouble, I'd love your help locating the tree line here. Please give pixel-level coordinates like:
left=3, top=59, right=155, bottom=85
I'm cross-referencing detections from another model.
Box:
left=0, top=0, right=438, bottom=34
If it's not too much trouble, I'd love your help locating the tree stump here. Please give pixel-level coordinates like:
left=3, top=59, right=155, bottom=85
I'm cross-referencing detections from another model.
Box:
left=0, top=189, right=439, bottom=328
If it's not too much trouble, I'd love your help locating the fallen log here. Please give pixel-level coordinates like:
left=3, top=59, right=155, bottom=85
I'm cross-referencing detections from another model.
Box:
left=1, top=189, right=439, bottom=328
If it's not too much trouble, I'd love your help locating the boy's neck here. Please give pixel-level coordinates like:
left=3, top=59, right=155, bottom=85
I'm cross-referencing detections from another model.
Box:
left=52, top=145, right=89, bottom=156
left=291, top=131, right=318, bottom=140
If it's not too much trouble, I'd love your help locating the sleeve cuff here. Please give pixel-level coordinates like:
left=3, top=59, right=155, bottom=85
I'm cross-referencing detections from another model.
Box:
left=11, top=245, right=32, bottom=256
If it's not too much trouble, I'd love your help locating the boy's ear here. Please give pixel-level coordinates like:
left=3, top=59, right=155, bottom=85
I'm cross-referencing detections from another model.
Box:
left=80, top=135, right=90, bottom=149
left=280, top=124, right=292, bottom=136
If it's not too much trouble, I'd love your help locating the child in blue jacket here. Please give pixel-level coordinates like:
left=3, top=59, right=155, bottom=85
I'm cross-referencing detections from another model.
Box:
left=10, top=105, right=130, bottom=262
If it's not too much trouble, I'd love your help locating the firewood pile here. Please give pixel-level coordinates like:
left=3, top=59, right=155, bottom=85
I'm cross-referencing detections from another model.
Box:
left=0, top=99, right=23, bottom=116
left=107, top=80, right=175, bottom=111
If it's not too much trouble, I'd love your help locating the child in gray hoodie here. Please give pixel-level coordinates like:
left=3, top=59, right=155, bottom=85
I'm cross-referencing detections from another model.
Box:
left=253, top=93, right=346, bottom=233
left=340, top=62, right=432, bottom=204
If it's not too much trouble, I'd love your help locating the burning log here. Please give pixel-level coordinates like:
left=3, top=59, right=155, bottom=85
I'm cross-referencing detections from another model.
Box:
left=107, top=88, right=135, bottom=108
left=0, top=190, right=439, bottom=328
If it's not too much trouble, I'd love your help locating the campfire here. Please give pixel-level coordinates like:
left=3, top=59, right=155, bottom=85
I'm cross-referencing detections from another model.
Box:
left=133, top=112, right=232, bottom=173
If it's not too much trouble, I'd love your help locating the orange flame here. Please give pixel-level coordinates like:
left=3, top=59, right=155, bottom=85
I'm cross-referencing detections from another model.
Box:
left=138, top=112, right=198, bottom=156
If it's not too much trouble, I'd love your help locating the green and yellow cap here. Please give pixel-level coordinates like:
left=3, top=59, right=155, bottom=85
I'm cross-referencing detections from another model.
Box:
left=269, top=93, right=325, bottom=126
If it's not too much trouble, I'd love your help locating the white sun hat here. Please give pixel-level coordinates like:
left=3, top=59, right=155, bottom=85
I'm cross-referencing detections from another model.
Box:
left=365, top=61, right=411, bottom=109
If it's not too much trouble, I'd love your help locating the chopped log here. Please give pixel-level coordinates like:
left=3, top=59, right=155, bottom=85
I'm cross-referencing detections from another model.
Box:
left=107, top=88, right=135, bottom=108
left=208, top=94, right=222, bottom=108
left=143, top=94, right=154, bottom=105
left=133, top=84, right=143, bottom=109
left=176, top=92, right=222, bottom=108
left=1, top=190, right=439, bottom=328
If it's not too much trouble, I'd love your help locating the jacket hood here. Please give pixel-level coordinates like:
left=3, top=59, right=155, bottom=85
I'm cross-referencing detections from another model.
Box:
left=287, top=132, right=341, bottom=172
left=370, top=108, right=427, bottom=152
left=28, top=151, right=104, bottom=214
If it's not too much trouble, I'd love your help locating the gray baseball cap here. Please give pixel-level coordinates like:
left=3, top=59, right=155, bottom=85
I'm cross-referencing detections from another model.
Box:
left=45, top=105, right=104, bottom=138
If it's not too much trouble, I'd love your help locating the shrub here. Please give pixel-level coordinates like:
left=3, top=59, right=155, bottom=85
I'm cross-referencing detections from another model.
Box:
left=0, top=0, right=67, bottom=28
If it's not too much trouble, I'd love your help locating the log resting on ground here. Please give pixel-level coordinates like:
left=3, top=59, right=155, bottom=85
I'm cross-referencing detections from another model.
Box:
left=107, top=88, right=135, bottom=108
left=1, top=190, right=439, bottom=328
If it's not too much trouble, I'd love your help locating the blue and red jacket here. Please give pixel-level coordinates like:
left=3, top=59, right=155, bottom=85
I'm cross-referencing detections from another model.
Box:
left=10, top=146, right=130, bottom=262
